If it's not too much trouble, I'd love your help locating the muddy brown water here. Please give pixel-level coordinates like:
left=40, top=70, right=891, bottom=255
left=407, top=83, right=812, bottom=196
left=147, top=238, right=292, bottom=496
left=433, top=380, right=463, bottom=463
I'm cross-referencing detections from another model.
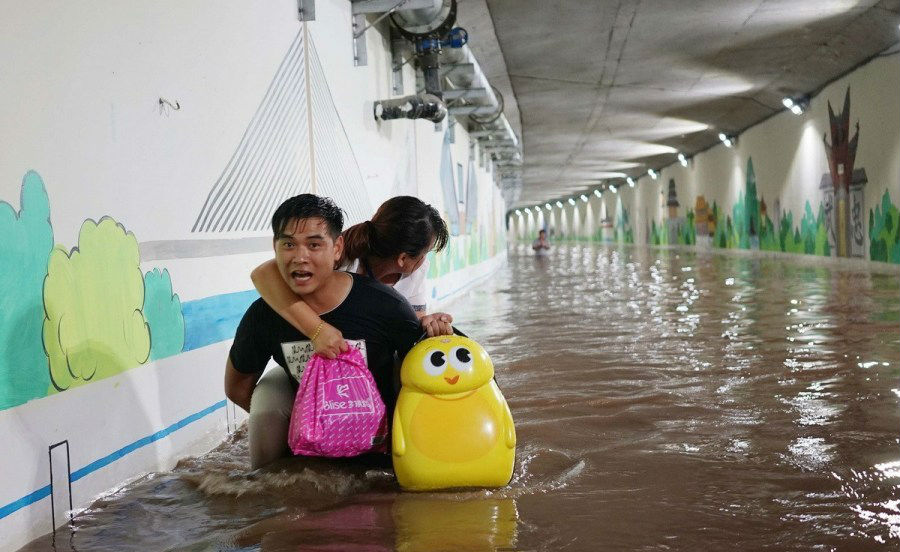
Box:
left=20, top=244, right=900, bottom=551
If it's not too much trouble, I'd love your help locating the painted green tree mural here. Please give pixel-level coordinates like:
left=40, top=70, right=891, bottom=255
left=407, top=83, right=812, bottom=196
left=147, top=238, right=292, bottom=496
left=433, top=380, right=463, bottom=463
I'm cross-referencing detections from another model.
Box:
left=800, top=202, right=831, bottom=256
left=869, top=189, right=900, bottom=263
left=144, top=268, right=185, bottom=360
left=0, top=172, right=54, bottom=409
left=1, top=172, right=191, bottom=410
left=678, top=210, right=696, bottom=245
left=44, top=217, right=152, bottom=391
left=650, top=219, right=668, bottom=245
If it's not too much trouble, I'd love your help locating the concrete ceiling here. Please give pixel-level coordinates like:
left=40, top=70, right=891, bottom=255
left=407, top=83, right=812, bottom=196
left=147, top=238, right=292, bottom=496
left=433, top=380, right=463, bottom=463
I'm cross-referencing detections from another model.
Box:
left=460, top=0, right=900, bottom=208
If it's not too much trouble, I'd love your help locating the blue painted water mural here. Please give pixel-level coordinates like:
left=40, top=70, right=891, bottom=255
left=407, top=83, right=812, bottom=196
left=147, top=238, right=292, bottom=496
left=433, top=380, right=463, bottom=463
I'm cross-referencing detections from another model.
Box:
left=181, top=290, right=259, bottom=352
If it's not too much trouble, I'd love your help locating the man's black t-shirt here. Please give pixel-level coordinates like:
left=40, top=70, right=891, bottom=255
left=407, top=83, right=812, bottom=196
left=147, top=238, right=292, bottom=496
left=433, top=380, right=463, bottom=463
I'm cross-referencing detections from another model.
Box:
left=229, top=272, right=421, bottom=410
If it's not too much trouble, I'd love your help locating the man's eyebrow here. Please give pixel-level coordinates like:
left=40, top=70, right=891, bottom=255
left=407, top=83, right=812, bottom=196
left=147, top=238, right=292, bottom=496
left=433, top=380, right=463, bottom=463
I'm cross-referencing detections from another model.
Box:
left=276, top=233, right=326, bottom=241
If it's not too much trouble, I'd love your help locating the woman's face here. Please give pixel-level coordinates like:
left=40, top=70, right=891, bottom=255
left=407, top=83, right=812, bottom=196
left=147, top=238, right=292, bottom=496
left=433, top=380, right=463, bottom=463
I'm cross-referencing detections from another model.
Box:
left=399, top=238, right=434, bottom=275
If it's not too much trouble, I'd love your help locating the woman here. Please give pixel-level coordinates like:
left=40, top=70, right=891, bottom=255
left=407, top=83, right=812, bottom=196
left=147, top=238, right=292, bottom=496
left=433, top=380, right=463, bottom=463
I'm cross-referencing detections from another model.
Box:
left=251, top=196, right=454, bottom=358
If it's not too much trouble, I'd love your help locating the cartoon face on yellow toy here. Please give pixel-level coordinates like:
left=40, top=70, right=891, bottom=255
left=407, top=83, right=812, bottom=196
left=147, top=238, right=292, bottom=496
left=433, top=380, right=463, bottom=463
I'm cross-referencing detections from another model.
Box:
left=400, top=335, right=493, bottom=395
left=393, top=334, right=516, bottom=491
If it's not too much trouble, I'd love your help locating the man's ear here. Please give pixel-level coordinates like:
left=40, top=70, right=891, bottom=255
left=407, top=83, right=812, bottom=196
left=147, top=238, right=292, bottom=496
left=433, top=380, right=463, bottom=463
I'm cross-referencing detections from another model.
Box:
left=333, top=234, right=344, bottom=265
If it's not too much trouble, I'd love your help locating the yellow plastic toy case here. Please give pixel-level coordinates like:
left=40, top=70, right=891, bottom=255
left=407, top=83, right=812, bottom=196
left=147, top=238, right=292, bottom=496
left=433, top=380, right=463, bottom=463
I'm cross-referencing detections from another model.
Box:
left=392, top=333, right=516, bottom=491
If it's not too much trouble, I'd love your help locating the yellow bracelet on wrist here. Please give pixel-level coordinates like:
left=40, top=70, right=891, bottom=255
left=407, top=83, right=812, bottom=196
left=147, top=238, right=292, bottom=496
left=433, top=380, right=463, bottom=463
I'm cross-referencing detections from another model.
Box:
left=311, top=321, right=325, bottom=343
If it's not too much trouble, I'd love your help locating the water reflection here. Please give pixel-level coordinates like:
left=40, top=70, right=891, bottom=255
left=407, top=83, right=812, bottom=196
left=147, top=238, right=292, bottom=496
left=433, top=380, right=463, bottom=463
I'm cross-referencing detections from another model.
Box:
left=393, top=495, right=518, bottom=551
left=233, top=494, right=519, bottom=552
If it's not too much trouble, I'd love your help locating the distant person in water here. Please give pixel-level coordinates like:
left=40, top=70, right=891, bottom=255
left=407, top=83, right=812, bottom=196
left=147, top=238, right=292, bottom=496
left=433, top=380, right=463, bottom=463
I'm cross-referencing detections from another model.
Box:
left=532, top=229, right=550, bottom=255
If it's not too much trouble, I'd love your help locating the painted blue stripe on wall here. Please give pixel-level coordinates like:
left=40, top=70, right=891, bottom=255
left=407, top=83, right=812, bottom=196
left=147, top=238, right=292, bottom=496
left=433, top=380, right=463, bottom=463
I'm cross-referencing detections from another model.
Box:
left=0, top=486, right=51, bottom=520
left=71, top=400, right=227, bottom=482
left=181, top=290, right=259, bottom=352
left=0, top=399, right=226, bottom=520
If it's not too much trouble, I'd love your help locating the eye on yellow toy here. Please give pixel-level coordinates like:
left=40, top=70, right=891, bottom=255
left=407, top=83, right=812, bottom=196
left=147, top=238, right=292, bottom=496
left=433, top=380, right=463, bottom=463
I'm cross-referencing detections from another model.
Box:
left=392, top=334, right=516, bottom=490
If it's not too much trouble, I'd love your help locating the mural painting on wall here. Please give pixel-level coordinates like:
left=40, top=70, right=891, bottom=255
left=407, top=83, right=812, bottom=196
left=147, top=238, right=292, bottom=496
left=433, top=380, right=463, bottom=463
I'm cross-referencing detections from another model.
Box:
left=429, top=128, right=501, bottom=280
left=0, top=171, right=185, bottom=410
left=554, top=196, right=632, bottom=244
left=649, top=179, right=694, bottom=246
left=869, top=189, right=900, bottom=263
left=821, top=88, right=866, bottom=258
left=632, top=91, right=897, bottom=263
left=646, top=159, right=832, bottom=255
left=713, top=158, right=830, bottom=255
left=613, top=195, right=634, bottom=244
left=694, top=196, right=714, bottom=247
left=594, top=201, right=612, bottom=243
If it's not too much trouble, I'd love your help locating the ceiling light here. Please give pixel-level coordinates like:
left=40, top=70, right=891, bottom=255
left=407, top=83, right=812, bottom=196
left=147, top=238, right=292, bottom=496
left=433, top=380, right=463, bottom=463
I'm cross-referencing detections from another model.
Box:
left=545, top=203, right=552, bottom=209
left=515, top=209, right=521, bottom=216
left=568, top=198, right=576, bottom=205
left=593, top=189, right=602, bottom=198
left=648, top=169, right=659, bottom=180
left=534, top=205, right=541, bottom=211
left=556, top=201, right=563, bottom=208
left=626, top=177, right=635, bottom=187
left=610, top=185, right=617, bottom=193
left=782, top=95, right=809, bottom=115
left=524, top=207, right=532, bottom=215
left=718, top=132, right=734, bottom=148
left=677, top=152, right=688, bottom=167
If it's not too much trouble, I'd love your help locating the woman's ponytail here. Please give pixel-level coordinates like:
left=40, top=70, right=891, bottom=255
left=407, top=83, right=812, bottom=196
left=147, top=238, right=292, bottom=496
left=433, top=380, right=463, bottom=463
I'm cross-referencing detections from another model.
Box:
left=340, top=221, right=374, bottom=266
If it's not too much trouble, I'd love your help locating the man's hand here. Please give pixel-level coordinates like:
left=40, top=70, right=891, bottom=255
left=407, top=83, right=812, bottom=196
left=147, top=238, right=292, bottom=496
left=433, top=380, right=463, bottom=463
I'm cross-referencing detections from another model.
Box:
left=313, top=322, right=349, bottom=359
left=421, top=312, right=453, bottom=337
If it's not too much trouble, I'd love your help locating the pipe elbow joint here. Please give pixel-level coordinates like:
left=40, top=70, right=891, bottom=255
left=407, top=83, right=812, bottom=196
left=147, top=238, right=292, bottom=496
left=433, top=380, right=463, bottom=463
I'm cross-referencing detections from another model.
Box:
left=373, top=93, right=447, bottom=123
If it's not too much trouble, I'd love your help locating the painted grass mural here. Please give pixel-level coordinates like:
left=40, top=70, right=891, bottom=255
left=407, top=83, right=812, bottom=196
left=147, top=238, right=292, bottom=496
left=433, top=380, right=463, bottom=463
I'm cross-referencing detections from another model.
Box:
left=0, top=172, right=185, bottom=409
left=428, top=223, right=501, bottom=279
left=869, top=189, right=900, bottom=263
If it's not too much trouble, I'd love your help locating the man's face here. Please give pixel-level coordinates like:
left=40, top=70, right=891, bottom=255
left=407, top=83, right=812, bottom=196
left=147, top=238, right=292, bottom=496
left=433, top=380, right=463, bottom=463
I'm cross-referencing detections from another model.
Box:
left=539, top=231, right=546, bottom=239
left=274, top=217, right=343, bottom=296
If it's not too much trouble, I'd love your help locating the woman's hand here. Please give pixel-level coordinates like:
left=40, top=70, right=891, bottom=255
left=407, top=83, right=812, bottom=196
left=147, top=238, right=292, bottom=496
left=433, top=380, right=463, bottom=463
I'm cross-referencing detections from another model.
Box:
left=421, top=312, right=453, bottom=337
left=313, top=322, right=349, bottom=359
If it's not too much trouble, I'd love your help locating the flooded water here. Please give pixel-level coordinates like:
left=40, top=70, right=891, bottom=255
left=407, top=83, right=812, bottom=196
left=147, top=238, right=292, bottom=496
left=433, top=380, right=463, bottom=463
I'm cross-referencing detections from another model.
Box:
left=21, top=244, right=900, bottom=551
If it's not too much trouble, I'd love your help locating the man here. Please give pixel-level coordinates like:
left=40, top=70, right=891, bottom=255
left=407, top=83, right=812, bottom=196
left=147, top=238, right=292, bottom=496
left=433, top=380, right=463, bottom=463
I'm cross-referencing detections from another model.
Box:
left=532, top=229, right=550, bottom=255
left=225, top=194, right=421, bottom=469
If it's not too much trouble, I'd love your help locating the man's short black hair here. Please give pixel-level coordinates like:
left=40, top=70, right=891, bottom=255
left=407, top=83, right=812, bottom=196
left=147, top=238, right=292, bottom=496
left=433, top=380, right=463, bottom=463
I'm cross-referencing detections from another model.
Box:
left=271, top=194, right=344, bottom=240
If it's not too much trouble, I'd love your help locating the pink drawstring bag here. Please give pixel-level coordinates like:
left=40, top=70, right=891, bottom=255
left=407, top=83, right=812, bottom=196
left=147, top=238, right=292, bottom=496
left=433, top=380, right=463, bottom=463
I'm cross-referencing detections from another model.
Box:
left=288, top=347, right=388, bottom=457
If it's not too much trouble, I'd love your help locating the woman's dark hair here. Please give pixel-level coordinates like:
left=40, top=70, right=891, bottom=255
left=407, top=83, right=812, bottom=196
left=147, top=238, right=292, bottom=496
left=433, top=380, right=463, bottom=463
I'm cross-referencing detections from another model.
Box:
left=271, top=194, right=344, bottom=240
left=341, top=196, right=449, bottom=265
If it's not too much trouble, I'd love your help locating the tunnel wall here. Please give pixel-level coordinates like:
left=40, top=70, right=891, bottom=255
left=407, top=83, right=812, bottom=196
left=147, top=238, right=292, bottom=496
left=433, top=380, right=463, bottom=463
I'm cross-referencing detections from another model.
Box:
left=0, top=2, right=506, bottom=549
left=513, top=52, right=899, bottom=266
